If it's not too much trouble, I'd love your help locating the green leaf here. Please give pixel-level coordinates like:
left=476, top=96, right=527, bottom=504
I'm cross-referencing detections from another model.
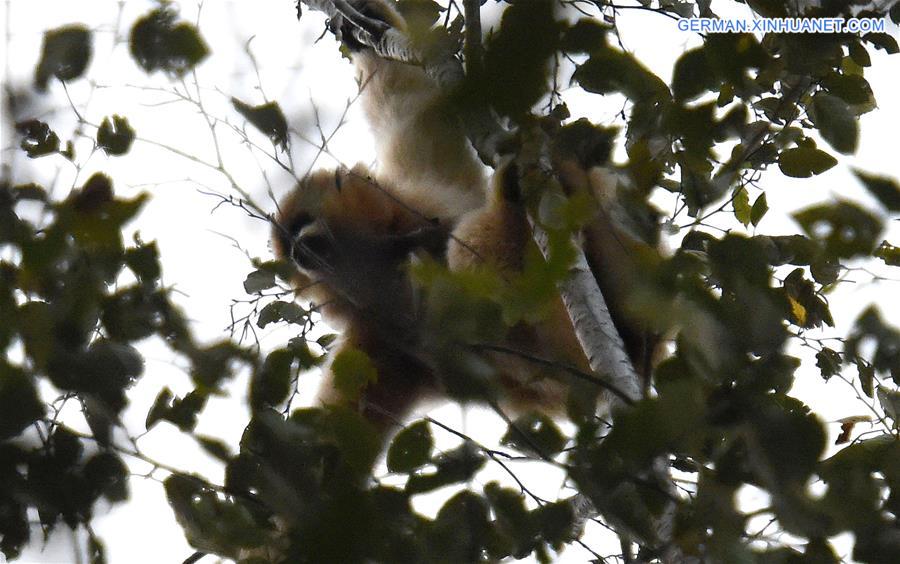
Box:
left=0, top=364, right=45, bottom=440
left=560, top=19, right=609, bottom=54
left=250, top=349, right=294, bottom=409
left=672, top=48, right=716, bottom=102
left=330, top=348, right=378, bottom=401
left=815, top=348, right=842, bottom=380
left=778, top=147, right=837, bottom=178
left=395, top=0, right=444, bottom=29
left=430, top=491, right=492, bottom=562
left=751, top=396, right=826, bottom=487
left=875, top=241, right=900, bottom=267
left=793, top=201, right=883, bottom=259
left=732, top=187, right=751, bottom=226
left=534, top=500, right=577, bottom=549
left=165, top=474, right=269, bottom=557
left=34, top=25, right=92, bottom=91
left=242, top=269, right=276, bottom=294
left=876, top=386, right=900, bottom=427
left=387, top=420, right=433, bottom=473
left=481, top=0, right=561, bottom=117
left=821, top=72, right=876, bottom=114
left=97, top=115, right=136, bottom=156
left=145, top=387, right=207, bottom=431
left=406, top=444, right=485, bottom=494
left=501, top=412, right=566, bottom=457
left=256, top=300, right=306, bottom=328
left=809, top=92, right=858, bottom=155
left=231, top=98, right=289, bottom=150
left=574, top=46, right=668, bottom=101
left=124, top=241, right=162, bottom=282
left=87, top=535, right=106, bottom=564
left=102, top=286, right=160, bottom=341
left=863, top=32, right=899, bottom=54
left=15, top=120, right=60, bottom=158
left=485, top=483, right=536, bottom=559
left=750, top=193, right=768, bottom=226
left=129, top=7, right=209, bottom=76
left=853, top=169, right=900, bottom=212
left=196, top=435, right=233, bottom=462
left=84, top=452, right=129, bottom=502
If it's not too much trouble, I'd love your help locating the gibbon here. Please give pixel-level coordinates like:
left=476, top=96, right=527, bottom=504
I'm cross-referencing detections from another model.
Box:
left=272, top=0, right=660, bottom=433
left=271, top=165, right=446, bottom=430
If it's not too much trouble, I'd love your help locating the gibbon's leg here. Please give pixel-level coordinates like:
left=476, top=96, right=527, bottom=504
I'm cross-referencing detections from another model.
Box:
left=272, top=165, right=445, bottom=432
left=447, top=164, right=592, bottom=415
left=342, top=0, right=488, bottom=222
left=448, top=163, right=662, bottom=411
left=555, top=160, right=662, bottom=388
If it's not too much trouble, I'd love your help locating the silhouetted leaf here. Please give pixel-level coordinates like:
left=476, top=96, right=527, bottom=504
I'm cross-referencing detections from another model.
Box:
left=15, top=120, right=60, bottom=158
left=243, top=269, right=276, bottom=294
left=574, top=46, right=668, bottom=101
left=129, top=7, right=209, bottom=76
left=672, top=48, right=716, bottom=101
left=387, top=420, right=433, bottom=473
left=231, top=98, right=289, bottom=150
left=97, top=115, right=135, bottom=156
left=124, top=241, right=162, bottom=283
left=84, top=452, right=129, bottom=502
left=429, top=491, right=491, bottom=561
left=485, top=483, right=536, bottom=559
left=0, top=365, right=44, bottom=440
left=481, top=0, right=561, bottom=117
left=846, top=307, right=900, bottom=388
left=257, top=300, right=306, bottom=328
left=406, top=444, right=485, bottom=494
left=560, top=19, right=609, bottom=54
left=501, top=412, right=566, bottom=457
left=853, top=169, right=900, bottom=212
left=34, top=25, right=92, bottom=91
left=196, top=436, right=233, bottom=462
left=815, top=348, right=842, bottom=380
left=250, top=349, right=294, bottom=409
left=875, top=241, right=900, bottom=266
left=863, top=32, right=899, bottom=54
left=87, top=535, right=106, bottom=564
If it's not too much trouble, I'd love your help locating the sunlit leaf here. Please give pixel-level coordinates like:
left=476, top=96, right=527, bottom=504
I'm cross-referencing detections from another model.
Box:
left=778, top=147, right=837, bottom=178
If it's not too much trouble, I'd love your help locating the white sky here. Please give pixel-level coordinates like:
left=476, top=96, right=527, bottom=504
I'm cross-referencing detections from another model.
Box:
left=1, top=1, right=899, bottom=562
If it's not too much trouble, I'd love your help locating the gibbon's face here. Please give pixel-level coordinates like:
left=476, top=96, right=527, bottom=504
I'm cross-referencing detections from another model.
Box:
left=273, top=167, right=436, bottom=332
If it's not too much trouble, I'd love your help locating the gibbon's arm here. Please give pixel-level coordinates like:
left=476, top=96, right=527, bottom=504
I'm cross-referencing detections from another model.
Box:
left=344, top=0, right=487, bottom=222
left=448, top=162, right=662, bottom=408
left=272, top=165, right=444, bottom=429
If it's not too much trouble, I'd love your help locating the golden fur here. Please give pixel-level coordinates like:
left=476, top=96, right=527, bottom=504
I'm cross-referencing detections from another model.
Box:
left=272, top=0, right=659, bottom=431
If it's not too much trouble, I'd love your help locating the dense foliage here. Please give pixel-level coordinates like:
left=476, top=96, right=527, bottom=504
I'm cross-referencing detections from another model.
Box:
left=2, top=1, right=900, bottom=562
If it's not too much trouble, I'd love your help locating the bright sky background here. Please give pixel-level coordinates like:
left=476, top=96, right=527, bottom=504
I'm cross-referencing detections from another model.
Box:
left=1, top=1, right=899, bottom=562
